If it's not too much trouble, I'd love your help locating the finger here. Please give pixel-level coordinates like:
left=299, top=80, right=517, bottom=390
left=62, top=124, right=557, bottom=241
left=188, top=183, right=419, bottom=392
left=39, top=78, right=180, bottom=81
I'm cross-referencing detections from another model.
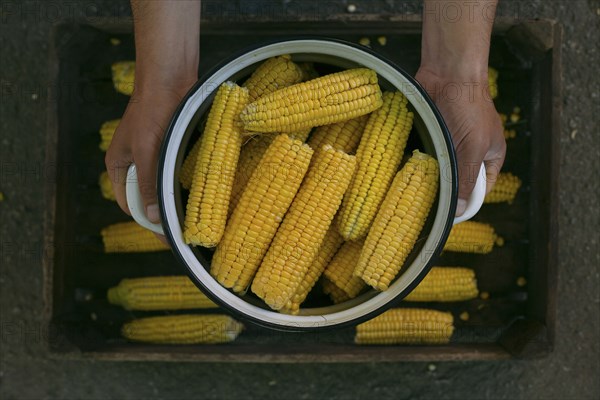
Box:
left=454, top=134, right=488, bottom=216
left=483, top=143, right=507, bottom=195
left=105, top=155, right=132, bottom=216
left=134, top=136, right=162, bottom=224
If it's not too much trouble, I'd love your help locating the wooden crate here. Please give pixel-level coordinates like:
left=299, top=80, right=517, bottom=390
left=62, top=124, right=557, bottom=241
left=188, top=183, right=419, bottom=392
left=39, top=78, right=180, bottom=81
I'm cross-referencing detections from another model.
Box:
left=43, top=16, right=560, bottom=361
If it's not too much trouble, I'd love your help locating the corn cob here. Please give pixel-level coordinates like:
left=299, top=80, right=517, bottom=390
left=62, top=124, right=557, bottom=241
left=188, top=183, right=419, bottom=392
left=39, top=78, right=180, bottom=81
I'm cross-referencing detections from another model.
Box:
left=307, top=115, right=368, bottom=156
left=211, top=134, right=313, bottom=293
left=338, top=91, right=414, bottom=240
left=488, top=66, right=498, bottom=99
left=101, top=221, right=169, bottom=253
left=99, top=171, right=116, bottom=201
left=107, top=276, right=217, bottom=310
left=99, top=119, right=120, bottom=151
left=183, top=82, right=249, bottom=247
left=355, top=150, right=439, bottom=291
left=443, top=221, right=501, bottom=254
left=280, top=225, right=345, bottom=314
left=252, top=146, right=356, bottom=310
left=243, top=55, right=304, bottom=102
left=179, top=137, right=202, bottom=190
left=241, top=68, right=383, bottom=133
left=321, top=239, right=366, bottom=302
left=355, top=308, right=454, bottom=345
left=499, top=113, right=517, bottom=139
left=121, top=314, right=243, bottom=344
left=404, top=267, right=478, bottom=302
left=484, top=172, right=522, bottom=204
left=321, top=278, right=351, bottom=304
left=111, top=61, right=135, bottom=96
left=229, top=129, right=311, bottom=215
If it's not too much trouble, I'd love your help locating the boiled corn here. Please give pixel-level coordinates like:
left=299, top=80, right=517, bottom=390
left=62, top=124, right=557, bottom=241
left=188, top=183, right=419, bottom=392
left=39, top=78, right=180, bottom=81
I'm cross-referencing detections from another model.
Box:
left=404, top=267, right=478, bottom=302
left=484, top=172, right=522, bottom=204
left=338, top=91, right=414, bottom=240
left=121, top=314, right=243, bottom=344
left=99, top=171, right=116, bottom=201
left=211, top=134, right=313, bottom=293
left=241, top=68, right=383, bottom=133
left=99, top=119, right=120, bottom=151
left=108, top=276, right=217, bottom=310
left=252, top=145, right=356, bottom=310
left=355, top=150, right=439, bottom=291
left=322, top=239, right=367, bottom=302
left=101, top=221, right=169, bottom=253
left=280, top=224, right=345, bottom=314
left=307, top=115, right=368, bottom=156
left=355, top=308, right=454, bottom=345
left=183, top=82, right=249, bottom=247
left=243, top=55, right=304, bottom=102
left=111, top=61, right=135, bottom=96
left=443, top=221, right=501, bottom=254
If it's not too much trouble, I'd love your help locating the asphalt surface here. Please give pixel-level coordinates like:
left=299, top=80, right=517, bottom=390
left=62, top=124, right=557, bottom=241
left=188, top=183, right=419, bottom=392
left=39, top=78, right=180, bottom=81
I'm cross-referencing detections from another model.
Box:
left=1, top=0, right=599, bottom=399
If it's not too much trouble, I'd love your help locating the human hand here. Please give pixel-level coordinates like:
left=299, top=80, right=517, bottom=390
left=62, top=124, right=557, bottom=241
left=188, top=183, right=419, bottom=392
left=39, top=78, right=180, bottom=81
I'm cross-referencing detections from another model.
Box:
left=105, top=80, right=195, bottom=239
left=105, top=1, right=200, bottom=243
left=415, top=67, right=506, bottom=216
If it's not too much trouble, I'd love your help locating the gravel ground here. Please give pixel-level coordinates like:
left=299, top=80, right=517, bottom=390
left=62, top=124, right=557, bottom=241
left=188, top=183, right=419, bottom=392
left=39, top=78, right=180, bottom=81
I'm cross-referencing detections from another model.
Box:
left=1, top=1, right=599, bottom=399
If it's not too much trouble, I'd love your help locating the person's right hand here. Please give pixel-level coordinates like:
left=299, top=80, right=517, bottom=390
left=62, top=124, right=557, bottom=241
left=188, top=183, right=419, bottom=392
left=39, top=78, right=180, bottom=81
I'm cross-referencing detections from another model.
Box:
left=105, top=80, right=195, bottom=228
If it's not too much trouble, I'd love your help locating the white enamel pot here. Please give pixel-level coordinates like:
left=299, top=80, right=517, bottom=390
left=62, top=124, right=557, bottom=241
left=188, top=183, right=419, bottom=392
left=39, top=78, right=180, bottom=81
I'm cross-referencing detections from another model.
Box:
left=125, top=39, right=486, bottom=331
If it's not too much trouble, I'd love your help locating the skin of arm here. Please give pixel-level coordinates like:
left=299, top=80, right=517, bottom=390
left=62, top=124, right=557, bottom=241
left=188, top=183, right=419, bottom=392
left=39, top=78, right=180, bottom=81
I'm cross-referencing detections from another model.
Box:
left=106, top=0, right=504, bottom=229
left=105, top=0, right=201, bottom=233
left=415, top=0, right=506, bottom=216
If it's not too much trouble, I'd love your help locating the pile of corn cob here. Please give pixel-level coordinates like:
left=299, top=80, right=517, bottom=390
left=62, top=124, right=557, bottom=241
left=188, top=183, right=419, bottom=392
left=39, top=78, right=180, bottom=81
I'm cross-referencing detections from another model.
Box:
left=174, top=55, right=447, bottom=313
left=99, top=58, right=523, bottom=346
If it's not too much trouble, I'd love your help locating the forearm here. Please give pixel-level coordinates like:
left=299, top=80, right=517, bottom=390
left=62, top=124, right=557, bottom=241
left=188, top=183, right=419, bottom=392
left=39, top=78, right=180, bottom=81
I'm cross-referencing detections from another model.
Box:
left=131, top=0, right=201, bottom=93
left=420, top=0, right=497, bottom=83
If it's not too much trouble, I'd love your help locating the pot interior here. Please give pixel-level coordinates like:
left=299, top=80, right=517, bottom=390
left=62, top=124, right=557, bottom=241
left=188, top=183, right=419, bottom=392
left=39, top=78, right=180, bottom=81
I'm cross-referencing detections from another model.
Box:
left=161, top=40, right=455, bottom=328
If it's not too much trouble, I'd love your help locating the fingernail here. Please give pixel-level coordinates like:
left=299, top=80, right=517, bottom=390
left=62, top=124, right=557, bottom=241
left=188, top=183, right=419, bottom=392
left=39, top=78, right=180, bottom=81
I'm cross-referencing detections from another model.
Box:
left=456, top=199, right=467, bottom=217
left=146, top=204, right=160, bottom=223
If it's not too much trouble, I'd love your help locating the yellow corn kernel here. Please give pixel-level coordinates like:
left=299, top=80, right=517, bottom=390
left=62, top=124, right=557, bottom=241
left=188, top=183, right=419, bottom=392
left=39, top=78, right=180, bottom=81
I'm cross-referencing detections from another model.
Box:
left=99, top=171, right=116, bottom=201
left=307, top=114, right=368, bottom=156
left=241, top=68, right=383, bottom=133
left=107, top=276, right=217, bottom=310
left=355, top=308, right=454, bottom=345
left=356, top=150, right=439, bottom=291
left=99, top=119, right=120, bottom=151
left=101, top=221, right=169, bottom=253
left=211, top=134, right=313, bottom=293
left=121, top=314, right=243, bottom=344
left=229, top=129, right=311, bottom=215
left=322, top=239, right=367, bottom=302
left=183, top=82, right=249, bottom=247
left=252, top=146, right=356, bottom=310
left=179, top=137, right=202, bottom=190
left=484, top=172, right=522, bottom=204
left=338, top=91, right=414, bottom=240
left=488, top=67, right=498, bottom=99
left=243, top=55, right=304, bottom=102
left=443, top=221, right=500, bottom=254
left=404, top=267, right=478, bottom=302
left=111, top=61, right=135, bottom=96
left=280, top=225, right=345, bottom=314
